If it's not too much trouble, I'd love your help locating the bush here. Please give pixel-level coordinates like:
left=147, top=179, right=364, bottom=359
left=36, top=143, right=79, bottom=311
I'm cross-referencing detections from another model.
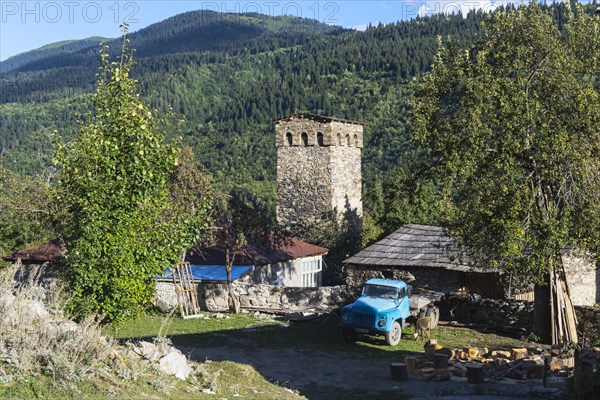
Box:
left=0, top=266, right=113, bottom=381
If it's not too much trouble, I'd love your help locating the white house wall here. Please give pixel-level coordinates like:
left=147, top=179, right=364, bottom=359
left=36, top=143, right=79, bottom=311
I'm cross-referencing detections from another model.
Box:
left=249, top=255, right=323, bottom=287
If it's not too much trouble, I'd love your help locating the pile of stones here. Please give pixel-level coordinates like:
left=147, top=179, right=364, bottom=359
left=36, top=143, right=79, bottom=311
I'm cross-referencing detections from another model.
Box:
left=129, top=340, right=192, bottom=380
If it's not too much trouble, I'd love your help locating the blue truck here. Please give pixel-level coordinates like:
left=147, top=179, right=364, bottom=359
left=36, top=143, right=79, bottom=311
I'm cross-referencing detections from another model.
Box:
left=340, top=278, right=441, bottom=346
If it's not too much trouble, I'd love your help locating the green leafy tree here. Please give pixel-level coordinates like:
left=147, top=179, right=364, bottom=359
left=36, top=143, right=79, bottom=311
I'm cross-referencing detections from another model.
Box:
left=412, top=4, right=600, bottom=340
left=53, top=30, right=214, bottom=323
left=204, top=196, right=287, bottom=313
left=0, top=165, right=54, bottom=260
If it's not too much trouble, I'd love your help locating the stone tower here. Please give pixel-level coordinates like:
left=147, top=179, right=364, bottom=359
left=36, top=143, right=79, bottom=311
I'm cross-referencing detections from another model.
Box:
left=275, top=113, right=363, bottom=238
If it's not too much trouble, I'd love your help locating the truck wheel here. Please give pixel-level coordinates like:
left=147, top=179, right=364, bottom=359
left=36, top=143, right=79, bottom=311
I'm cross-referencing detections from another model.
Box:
left=343, top=329, right=358, bottom=343
left=425, top=305, right=440, bottom=329
left=385, top=321, right=402, bottom=346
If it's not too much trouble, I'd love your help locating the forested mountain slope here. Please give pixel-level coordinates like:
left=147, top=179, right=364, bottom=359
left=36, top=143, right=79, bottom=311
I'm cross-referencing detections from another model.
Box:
left=2, top=4, right=594, bottom=222
left=0, top=36, right=109, bottom=74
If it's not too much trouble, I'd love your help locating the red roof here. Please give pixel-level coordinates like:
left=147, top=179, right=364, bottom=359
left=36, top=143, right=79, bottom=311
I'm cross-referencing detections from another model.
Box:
left=186, top=237, right=328, bottom=266
left=2, top=240, right=62, bottom=263
left=3, top=237, right=328, bottom=267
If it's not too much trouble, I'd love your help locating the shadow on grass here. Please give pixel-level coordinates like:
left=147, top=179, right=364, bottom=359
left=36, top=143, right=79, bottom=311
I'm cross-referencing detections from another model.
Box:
left=124, top=315, right=419, bottom=400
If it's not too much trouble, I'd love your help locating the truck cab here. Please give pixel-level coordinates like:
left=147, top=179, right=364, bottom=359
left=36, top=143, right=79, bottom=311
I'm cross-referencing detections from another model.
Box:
left=340, top=278, right=410, bottom=346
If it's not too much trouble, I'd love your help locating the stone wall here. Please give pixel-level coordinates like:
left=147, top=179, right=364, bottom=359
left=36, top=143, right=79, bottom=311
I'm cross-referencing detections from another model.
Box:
left=576, top=305, right=600, bottom=346
left=155, top=281, right=356, bottom=314
left=441, top=294, right=535, bottom=334
left=276, top=145, right=332, bottom=232
left=330, top=145, right=362, bottom=218
left=275, top=115, right=363, bottom=238
left=562, top=251, right=599, bottom=306
left=441, top=294, right=600, bottom=344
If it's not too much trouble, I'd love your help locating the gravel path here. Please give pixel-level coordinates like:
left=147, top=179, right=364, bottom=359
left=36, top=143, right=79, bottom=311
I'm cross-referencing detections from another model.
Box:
left=181, top=344, right=563, bottom=399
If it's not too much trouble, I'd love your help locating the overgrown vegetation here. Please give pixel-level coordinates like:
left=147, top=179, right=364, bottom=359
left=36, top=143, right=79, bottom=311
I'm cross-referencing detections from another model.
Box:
left=412, top=2, right=600, bottom=284
left=0, top=266, right=304, bottom=400
left=0, top=166, right=53, bottom=260
left=52, top=29, right=215, bottom=323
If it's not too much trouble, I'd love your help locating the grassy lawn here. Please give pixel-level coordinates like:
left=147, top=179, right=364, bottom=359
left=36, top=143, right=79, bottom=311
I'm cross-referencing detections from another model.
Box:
left=110, top=313, right=530, bottom=356
left=0, top=360, right=304, bottom=400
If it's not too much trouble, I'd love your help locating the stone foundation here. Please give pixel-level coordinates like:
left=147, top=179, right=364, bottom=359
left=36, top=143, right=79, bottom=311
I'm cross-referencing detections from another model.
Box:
left=441, top=294, right=535, bottom=335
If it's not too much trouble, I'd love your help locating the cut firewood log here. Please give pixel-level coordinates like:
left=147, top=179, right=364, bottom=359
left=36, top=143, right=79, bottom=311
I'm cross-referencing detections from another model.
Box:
left=390, top=363, right=408, bottom=381
left=511, top=348, right=528, bottom=361
left=464, top=346, right=480, bottom=358
left=467, top=364, right=484, bottom=384
left=404, top=357, right=417, bottom=373
left=433, top=353, right=449, bottom=369
left=425, top=341, right=443, bottom=360
left=436, top=347, right=455, bottom=360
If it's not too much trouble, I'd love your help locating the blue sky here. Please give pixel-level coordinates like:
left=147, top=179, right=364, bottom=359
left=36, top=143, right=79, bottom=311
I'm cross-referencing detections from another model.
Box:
left=0, top=0, right=563, bottom=61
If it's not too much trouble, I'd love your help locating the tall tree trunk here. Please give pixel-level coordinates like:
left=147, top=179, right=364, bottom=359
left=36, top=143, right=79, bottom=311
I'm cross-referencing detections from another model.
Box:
left=225, top=248, right=240, bottom=314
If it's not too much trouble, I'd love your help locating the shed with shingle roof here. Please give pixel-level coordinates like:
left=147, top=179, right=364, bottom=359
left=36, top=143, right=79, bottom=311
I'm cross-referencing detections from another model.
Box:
left=344, top=224, right=505, bottom=298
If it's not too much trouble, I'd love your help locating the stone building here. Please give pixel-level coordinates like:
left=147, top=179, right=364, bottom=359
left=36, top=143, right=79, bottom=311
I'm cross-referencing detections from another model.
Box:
left=275, top=113, right=363, bottom=238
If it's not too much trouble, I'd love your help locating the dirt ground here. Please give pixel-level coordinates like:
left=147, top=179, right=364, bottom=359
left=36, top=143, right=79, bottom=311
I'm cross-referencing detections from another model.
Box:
left=179, top=337, right=564, bottom=400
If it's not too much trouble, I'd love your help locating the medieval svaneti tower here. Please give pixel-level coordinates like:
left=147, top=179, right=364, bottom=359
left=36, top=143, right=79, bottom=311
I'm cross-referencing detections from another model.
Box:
left=274, top=113, right=363, bottom=238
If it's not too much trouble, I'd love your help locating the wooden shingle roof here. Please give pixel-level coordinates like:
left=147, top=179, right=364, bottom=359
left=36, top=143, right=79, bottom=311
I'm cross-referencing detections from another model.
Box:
left=344, top=224, right=479, bottom=272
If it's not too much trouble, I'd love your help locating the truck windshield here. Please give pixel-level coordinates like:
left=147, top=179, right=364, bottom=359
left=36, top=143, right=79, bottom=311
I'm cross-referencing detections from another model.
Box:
left=363, top=284, right=398, bottom=300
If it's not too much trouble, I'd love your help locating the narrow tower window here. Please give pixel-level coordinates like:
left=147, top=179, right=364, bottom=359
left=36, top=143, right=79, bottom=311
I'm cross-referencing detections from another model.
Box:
left=354, top=134, right=359, bottom=147
left=337, top=133, right=343, bottom=146
left=301, top=132, right=308, bottom=146
left=317, top=132, right=324, bottom=146
left=286, top=132, right=293, bottom=146
left=346, top=134, right=351, bottom=146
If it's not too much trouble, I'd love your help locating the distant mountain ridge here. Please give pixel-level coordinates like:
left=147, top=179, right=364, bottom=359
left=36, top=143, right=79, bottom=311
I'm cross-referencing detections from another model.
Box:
left=0, top=10, right=343, bottom=75
left=0, top=36, right=109, bottom=74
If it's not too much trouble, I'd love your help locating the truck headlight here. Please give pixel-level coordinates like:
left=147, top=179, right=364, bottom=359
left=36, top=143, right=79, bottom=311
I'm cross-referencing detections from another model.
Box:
left=342, top=314, right=349, bottom=321
left=378, top=318, right=386, bottom=327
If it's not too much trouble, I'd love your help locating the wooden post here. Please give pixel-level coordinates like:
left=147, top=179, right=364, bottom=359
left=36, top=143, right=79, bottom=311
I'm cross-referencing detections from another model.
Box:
left=466, top=364, right=484, bottom=384
left=404, top=357, right=417, bottom=373
left=543, top=357, right=549, bottom=387
left=433, top=353, right=449, bottom=369
left=390, top=363, right=408, bottom=381
left=534, top=364, right=545, bottom=380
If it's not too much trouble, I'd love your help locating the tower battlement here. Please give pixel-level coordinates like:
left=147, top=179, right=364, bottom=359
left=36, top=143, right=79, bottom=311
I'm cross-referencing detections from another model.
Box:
left=275, top=113, right=363, bottom=238
left=274, top=113, right=363, bottom=148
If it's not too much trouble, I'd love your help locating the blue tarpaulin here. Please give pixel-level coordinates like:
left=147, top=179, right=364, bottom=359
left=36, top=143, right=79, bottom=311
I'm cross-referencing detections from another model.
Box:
left=160, top=265, right=253, bottom=281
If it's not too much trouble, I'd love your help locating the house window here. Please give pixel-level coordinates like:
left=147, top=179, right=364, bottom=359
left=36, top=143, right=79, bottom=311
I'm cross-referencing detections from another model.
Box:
left=317, top=132, right=324, bottom=146
left=301, top=132, right=308, bottom=146
left=286, top=132, right=293, bottom=146
left=301, top=257, right=322, bottom=287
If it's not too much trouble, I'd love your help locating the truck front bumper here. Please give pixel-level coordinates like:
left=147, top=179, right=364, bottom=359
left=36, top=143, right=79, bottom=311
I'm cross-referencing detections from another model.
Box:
left=340, top=323, right=386, bottom=336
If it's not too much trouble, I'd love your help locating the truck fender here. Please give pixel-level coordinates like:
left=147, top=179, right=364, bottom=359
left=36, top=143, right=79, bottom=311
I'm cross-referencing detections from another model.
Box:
left=387, top=309, right=404, bottom=331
